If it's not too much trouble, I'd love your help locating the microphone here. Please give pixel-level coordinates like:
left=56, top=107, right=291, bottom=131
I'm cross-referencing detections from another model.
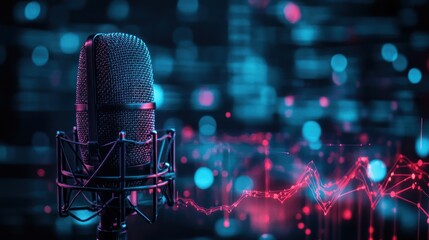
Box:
left=56, top=33, right=176, bottom=240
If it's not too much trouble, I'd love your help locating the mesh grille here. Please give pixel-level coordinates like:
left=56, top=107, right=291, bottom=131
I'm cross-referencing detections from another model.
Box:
left=76, top=33, right=154, bottom=171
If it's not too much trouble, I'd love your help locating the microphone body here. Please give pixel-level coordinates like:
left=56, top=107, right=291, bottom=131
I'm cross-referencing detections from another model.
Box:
left=76, top=33, right=155, bottom=239
left=56, top=32, right=175, bottom=240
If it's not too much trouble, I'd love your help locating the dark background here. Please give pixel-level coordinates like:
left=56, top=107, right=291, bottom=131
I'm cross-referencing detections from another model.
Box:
left=0, top=0, right=429, bottom=239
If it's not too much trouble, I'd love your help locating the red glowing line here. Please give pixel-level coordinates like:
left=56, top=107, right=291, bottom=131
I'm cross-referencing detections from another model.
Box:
left=178, top=155, right=429, bottom=218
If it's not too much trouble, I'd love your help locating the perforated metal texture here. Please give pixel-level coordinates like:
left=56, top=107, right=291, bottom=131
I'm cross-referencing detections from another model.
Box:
left=76, top=33, right=154, bottom=171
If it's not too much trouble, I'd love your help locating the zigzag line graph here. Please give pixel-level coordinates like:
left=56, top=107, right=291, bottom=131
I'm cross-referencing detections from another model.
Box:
left=178, top=155, right=429, bottom=220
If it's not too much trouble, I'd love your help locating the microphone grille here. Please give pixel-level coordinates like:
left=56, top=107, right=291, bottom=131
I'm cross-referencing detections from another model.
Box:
left=76, top=33, right=155, bottom=170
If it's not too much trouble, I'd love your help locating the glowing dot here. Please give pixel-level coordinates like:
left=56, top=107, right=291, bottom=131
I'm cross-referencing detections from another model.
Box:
left=330, top=54, right=348, bottom=72
left=390, top=191, right=396, bottom=198
left=302, top=206, right=310, bottom=215
left=37, top=168, right=45, bottom=177
left=284, top=95, right=294, bottom=106
left=408, top=68, right=422, bottom=84
left=342, top=209, right=352, bottom=220
left=24, top=1, right=41, bottom=20
left=427, top=218, right=429, bottom=224
left=262, top=139, right=269, bottom=146
left=180, top=156, right=187, bottom=164
left=224, top=219, right=230, bottom=228
left=302, top=121, right=322, bottom=142
left=181, top=126, right=194, bottom=140
left=199, top=115, right=217, bottom=136
left=44, top=205, right=51, bottom=214
left=32, top=46, right=49, bottom=66
left=234, top=175, right=254, bottom=194
left=194, top=167, right=214, bottom=190
left=298, top=222, right=304, bottom=229
left=225, top=112, right=231, bottom=118
left=198, top=89, right=214, bottom=107
left=411, top=173, right=415, bottom=180
left=264, top=159, right=272, bottom=170
left=392, top=54, right=408, bottom=72
left=215, top=218, right=239, bottom=237
left=59, top=33, right=80, bottom=54
left=183, top=190, right=190, bottom=197
left=368, top=226, right=374, bottom=234
left=283, top=2, right=301, bottom=24
left=107, top=0, right=129, bottom=20
left=295, top=213, right=302, bottom=220
left=154, top=84, right=164, bottom=108
left=319, top=97, right=329, bottom=107
left=367, top=159, right=387, bottom=182
left=415, top=137, right=429, bottom=158
left=305, top=228, right=311, bottom=235
left=381, top=43, right=398, bottom=62
left=417, top=159, right=423, bottom=167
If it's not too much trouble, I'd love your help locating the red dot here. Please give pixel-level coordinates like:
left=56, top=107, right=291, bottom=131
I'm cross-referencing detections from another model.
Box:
left=198, top=89, right=214, bottom=107
left=225, top=112, right=231, bottom=118
left=298, top=222, right=305, bottom=229
left=224, top=219, right=230, bottom=228
left=262, top=139, right=269, bottom=146
left=392, top=236, right=397, bottom=240
left=305, top=228, right=311, bottom=236
left=319, top=96, right=329, bottom=107
left=182, top=126, right=194, bottom=140
left=44, top=205, right=51, bottom=214
left=284, top=96, right=294, bottom=106
left=368, top=226, right=374, bottom=234
left=302, top=206, right=311, bottom=215
left=417, top=159, right=423, bottom=167
left=390, top=191, right=396, bottom=198
left=183, top=190, right=190, bottom=198
left=264, top=159, right=272, bottom=170
left=283, top=2, right=301, bottom=24
left=37, top=168, right=45, bottom=177
left=180, top=156, right=187, bottom=164
left=342, top=209, right=352, bottom=220
left=295, top=213, right=302, bottom=220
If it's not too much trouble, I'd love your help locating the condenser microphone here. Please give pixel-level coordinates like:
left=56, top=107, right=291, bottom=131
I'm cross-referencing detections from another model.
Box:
left=76, top=32, right=155, bottom=239
left=56, top=33, right=176, bottom=240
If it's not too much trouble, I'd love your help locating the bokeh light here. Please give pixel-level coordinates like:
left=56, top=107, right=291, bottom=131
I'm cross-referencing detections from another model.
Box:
left=381, top=43, right=398, bottom=62
left=330, top=54, right=348, bottom=72
left=408, top=68, right=422, bottom=84
left=234, top=175, right=254, bottom=194
left=32, top=46, right=49, bottom=66
left=302, top=121, right=322, bottom=142
left=392, top=54, right=408, bottom=72
left=107, top=0, right=129, bottom=20
left=59, top=33, right=80, bottom=54
left=199, top=115, right=217, bottom=136
left=215, top=218, right=239, bottom=238
left=177, top=0, right=199, bottom=15
left=367, top=159, right=387, bottom=182
left=283, top=2, right=301, bottom=24
left=415, top=136, right=429, bottom=158
left=194, top=167, right=214, bottom=190
left=24, top=1, right=41, bottom=21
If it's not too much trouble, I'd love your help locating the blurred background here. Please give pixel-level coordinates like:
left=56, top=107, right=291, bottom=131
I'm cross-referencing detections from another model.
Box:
left=1, top=0, right=429, bottom=239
